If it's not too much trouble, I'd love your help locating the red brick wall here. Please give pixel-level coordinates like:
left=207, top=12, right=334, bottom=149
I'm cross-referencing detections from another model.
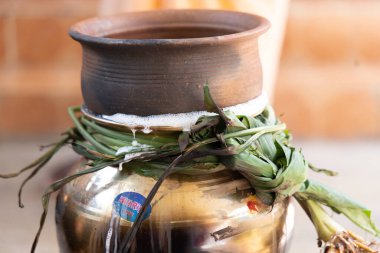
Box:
left=274, top=0, right=380, bottom=138
left=1, top=0, right=379, bottom=138
left=0, top=0, right=99, bottom=137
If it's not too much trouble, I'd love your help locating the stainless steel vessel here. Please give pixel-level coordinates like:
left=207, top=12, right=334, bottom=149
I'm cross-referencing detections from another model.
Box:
left=56, top=163, right=293, bottom=253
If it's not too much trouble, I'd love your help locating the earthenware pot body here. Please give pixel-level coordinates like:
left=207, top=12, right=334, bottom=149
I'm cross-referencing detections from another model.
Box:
left=69, top=9, right=269, bottom=116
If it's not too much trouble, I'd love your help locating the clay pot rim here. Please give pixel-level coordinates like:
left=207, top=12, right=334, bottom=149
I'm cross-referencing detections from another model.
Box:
left=69, top=9, right=270, bottom=46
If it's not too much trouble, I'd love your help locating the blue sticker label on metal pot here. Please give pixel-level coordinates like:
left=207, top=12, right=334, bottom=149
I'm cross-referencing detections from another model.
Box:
left=113, top=192, right=152, bottom=222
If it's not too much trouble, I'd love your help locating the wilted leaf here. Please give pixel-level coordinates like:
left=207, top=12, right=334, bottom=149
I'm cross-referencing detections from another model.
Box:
left=301, top=180, right=380, bottom=236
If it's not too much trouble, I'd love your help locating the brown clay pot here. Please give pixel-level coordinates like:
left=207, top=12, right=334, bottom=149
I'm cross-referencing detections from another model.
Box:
left=69, top=9, right=269, bottom=116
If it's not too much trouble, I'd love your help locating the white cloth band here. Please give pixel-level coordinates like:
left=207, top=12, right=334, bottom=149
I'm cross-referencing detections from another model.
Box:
left=97, top=92, right=268, bottom=131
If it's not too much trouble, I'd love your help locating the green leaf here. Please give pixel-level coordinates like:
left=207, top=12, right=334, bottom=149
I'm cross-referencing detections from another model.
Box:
left=309, top=163, right=338, bottom=176
left=271, top=148, right=308, bottom=200
left=0, top=136, right=69, bottom=179
left=260, top=106, right=277, bottom=126
left=178, top=131, right=190, bottom=152
left=191, top=115, right=221, bottom=133
left=203, top=84, right=231, bottom=125
left=223, top=145, right=275, bottom=178
left=92, top=133, right=128, bottom=150
left=81, top=117, right=177, bottom=147
left=67, top=107, right=115, bottom=156
left=31, top=158, right=123, bottom=253
left=72, top=143, right=103, bottom=161
left=190, top=115, right=222, bottom=142
left=295, top=197, right=345, bottom=242
left=118, top=154, right=186, bottom=252
left=224, top=111, right=248, bottom=131
left=275, top=137, right=291, bottom=166
left=301, top=180, right=380, bottom=237
left=0, top=136, right=69, bottom=208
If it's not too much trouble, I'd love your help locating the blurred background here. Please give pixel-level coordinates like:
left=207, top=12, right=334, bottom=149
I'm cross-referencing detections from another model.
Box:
left=0, top=0, right=380, bottom=252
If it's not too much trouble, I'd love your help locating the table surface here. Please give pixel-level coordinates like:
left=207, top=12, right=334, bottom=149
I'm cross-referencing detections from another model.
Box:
left=1, top=138, right=379, bottom=253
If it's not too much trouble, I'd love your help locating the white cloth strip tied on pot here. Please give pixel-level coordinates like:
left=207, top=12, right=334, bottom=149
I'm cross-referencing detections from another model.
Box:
left=1, top=86, right=379, bottom=253
left=94, top=91, right=269, bottom=131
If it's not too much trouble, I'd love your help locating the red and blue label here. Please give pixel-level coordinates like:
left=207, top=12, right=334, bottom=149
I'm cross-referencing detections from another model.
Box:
left=113, top=192, right=152, bottom=222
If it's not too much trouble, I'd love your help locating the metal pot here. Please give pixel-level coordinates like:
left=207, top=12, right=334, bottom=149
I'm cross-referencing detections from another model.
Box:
left=56, top=162, right=293, bottom=253
left=69, top=9, right=269, bottom=116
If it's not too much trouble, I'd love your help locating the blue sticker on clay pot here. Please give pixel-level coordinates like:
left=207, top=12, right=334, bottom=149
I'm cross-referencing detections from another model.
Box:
left=113, top=192, right=152, bottom=222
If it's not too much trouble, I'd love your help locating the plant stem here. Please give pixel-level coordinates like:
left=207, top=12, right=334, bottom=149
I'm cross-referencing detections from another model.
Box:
left=185, top=123, right=287, bottom=154
left=81, top=116, right=176, bottom=147
left=295, top=195, right=344, bottom=242
left=68, top=107, right=115, bottom=156
left=118, top=154, right=185, bottom=253
left=224, top=123, right=286, bottom=139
